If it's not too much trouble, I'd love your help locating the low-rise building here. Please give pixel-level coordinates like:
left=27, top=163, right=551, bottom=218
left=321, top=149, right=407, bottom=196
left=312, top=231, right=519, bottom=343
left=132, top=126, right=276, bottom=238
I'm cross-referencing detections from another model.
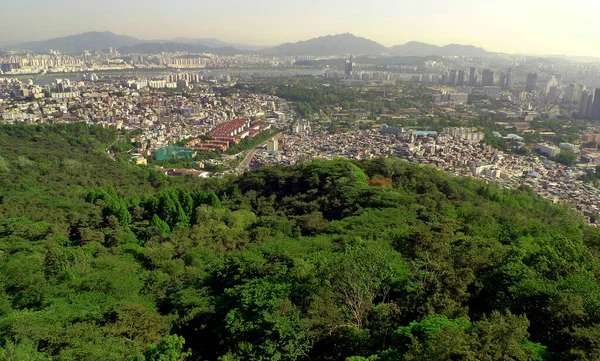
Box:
left=537, top=144, right=561, bottom=158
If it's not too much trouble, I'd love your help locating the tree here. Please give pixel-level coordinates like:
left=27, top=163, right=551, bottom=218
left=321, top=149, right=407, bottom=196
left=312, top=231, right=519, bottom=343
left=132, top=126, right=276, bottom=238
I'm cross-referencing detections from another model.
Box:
left=0, top=340, right=51, bottom=361
left=2, top=124, right=600, bottom=361
left=330, top=240, right=408, bottom=329
left=139, top=335, right=191, bottom=361
left=475, top=311, right=544, bottom=361
left=223, top=278, right=310, bottom=360
left=554, top=151, right=577, bottom=166
left=109, top=303, right=168, bottom=346
left=385, top=316, right=477, bottom=361
left=151, top=214, right=171, bottom=234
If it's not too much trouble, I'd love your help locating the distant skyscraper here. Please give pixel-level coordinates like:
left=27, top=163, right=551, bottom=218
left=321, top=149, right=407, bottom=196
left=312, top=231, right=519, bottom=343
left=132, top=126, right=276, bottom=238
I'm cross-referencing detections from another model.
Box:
left=546, top=76, right=559, bottom=95
left=441, top=72, right=449, bottom=85
left=475, top=74, right=482, bottom=86
left=449, top=70, right=458, bottom=86
left=574, top=83, right=585, bottom=103
left=592, top=88, right=600, bottom=119
left=482, top=69, right=495, bottom=86
left=457, top=70, right=466, bottom=86
left=499, top=73, right=507, bottom=88
left=526, top=73, right=539, bottom=93
left=83, top=51, right=91, bottom=63
left=555, top=74, right=563, bottom=87
left=344, top=55, right=355, bottom=77
left=469, top=67, right=476, bottom=86
left=547, top=86, right=560, bottom=103
left=580, top=90, right=595, bottom=118
left=505, top=68, right=514, bottom=88
left=564, top=84, right=576, bottom=104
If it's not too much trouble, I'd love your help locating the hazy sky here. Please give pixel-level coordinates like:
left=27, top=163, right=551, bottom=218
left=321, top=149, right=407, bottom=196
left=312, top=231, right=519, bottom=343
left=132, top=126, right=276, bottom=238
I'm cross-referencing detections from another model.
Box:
left=2, top=0, right=600, bottom=56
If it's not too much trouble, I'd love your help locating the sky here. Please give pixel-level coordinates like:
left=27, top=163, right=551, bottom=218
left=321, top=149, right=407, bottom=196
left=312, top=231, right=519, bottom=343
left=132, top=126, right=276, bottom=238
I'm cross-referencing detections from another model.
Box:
left=2, top=0, right=600, bottom=57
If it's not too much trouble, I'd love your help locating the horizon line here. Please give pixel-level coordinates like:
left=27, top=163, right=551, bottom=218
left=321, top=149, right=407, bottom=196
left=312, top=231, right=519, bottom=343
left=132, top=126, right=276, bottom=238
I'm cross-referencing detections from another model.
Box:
left=2, top=30, right=598, bottom=60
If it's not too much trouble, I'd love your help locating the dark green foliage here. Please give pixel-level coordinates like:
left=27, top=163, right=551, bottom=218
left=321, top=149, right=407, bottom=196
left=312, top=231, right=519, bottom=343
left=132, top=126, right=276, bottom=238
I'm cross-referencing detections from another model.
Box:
left=137, top=335, right=192, bottom=361
left=553, top=151, right=577, bottom=166
left=1, top=124, right=599, bottom=361
left=239, top=78, right=413, bottom=119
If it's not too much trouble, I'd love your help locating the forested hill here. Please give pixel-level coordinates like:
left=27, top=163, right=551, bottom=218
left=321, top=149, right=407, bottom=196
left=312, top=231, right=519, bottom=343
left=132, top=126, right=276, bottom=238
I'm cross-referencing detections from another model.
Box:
left=1, top=124, right=600, bottom=360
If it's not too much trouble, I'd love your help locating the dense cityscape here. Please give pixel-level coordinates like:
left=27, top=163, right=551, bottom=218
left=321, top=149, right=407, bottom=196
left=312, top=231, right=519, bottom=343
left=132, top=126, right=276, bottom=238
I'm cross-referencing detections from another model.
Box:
left=4, top=43, right=600, bottom=223
left=5, top=9, right=600, bottom=359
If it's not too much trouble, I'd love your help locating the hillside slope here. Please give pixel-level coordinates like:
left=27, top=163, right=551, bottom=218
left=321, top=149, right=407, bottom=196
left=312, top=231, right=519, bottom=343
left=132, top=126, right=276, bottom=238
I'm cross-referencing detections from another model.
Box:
left=7, top=31, right=141, bottom=52
left=0, top=124, right=598, bottom=360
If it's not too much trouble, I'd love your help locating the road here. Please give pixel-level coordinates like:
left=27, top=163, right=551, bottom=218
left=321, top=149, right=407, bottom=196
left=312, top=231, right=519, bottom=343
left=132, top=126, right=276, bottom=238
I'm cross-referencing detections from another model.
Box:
left=236, top=148, right=260, bottom=174
left=235, top=133, right=283, bottom=174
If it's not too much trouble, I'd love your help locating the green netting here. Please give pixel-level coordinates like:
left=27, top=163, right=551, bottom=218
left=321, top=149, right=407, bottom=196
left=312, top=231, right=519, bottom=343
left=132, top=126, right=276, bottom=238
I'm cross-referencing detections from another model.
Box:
left=154, top=146, right=193, bottom=161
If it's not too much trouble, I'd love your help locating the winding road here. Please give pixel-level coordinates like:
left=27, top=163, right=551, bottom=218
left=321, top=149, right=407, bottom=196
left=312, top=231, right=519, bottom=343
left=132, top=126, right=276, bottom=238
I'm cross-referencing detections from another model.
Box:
left=235, top=133, right=283, bottom=174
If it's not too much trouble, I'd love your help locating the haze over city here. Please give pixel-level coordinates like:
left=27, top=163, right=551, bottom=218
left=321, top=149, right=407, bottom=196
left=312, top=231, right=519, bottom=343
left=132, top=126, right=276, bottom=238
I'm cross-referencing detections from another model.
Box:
left=2, top=0, right=600, bottom=57
left=8, top=0, right=600, bottom=359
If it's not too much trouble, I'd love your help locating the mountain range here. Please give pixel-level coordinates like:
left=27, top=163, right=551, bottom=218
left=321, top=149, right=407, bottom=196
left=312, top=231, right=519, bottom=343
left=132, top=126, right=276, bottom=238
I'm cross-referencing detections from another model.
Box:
left=6, top=31, right=141, bottom=53
left=263, top=33, right=388, bottom=56
left=1, top=30, right=493, bottom=57
left=166, top=38, right=267, bottom=50
left=389, top=41, right=490, bottom=57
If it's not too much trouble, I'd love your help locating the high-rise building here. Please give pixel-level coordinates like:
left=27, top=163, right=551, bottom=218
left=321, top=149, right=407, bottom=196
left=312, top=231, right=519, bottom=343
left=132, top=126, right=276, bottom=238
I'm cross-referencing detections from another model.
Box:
left=482, top=69, right=495, bottom=86
left=457, top=70, right=466, bottom=86
left=564, top=84, right=575, bottom=104
left=441, top=72, right=449, bottom=85
left=574, top=83, right=585, bottom=104
left=579, top=90, right=595, bottom=118
left=526, top=73, right=539, bottom=93
left=505, top=68, right=514, bottom=88
left=449, top=70, right=458, bottom=86
left=267, top=138, right=279, bottom=152
left=469, top=67, right=476, bottom=86
left=499, top=73, right=507, bottom=88
left=592, top=88, right=600, bottom=119
left=546, top=76, right=559, bottom=95
left=83, top=51, right=91, bottom=63
left=345, top=55, right=355, bottom=77
left=547, top=86, right=560, bottom=103
left=555, top=74, right=563, bottom=87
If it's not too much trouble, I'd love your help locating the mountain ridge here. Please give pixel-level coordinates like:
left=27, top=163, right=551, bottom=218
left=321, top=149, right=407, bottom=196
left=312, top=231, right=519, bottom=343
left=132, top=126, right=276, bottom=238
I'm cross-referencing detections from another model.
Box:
left=2, top=30, right=495, bottom=57
left=5, top=31, right=141, bottom=53
left=167, top=37, right=267, bottom=50
left=262, top=33, right=389, bottom=56
left=2, top=31, right=261, bottom=54
left=389, top=41, right=491, bottom=56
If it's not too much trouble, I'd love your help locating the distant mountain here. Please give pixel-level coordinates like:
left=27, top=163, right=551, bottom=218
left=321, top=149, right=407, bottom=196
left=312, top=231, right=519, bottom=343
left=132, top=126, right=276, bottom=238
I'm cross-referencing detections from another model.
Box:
left=389, top=41, right=490, bottom=57
left=438, top=44, right=491, bottom=56
left=2, top=32, right=263, bottom=54
left=388, top=41, right=441, bottom=55
left=118, top=42, right=245, bottom=56
left=169, top=38, right=266, bottom=50
left=3, top=31, right=495, bottom=58
left=264, top=33, right=388, bottom=56
left=6, top=31, right=141, bottom=53
left=542, top=54, right=600, bottom=63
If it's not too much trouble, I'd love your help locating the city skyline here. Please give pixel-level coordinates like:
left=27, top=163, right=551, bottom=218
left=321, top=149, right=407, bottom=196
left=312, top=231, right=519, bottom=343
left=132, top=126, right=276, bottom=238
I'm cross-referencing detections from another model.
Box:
left=2, top=0, right=600, bottom=57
